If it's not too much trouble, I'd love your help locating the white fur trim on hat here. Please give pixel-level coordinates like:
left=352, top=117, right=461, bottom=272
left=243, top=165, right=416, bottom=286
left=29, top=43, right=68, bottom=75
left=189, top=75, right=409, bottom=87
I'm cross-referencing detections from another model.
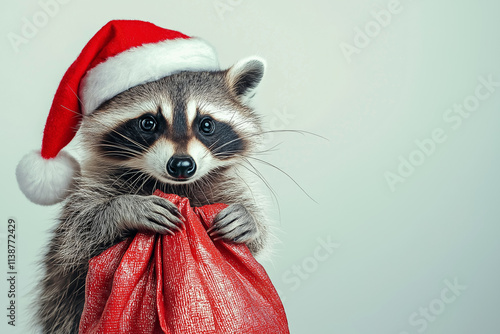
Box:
left=79, top=37, right=220, bottom=114
left=16, top=150, right=80, bottom=206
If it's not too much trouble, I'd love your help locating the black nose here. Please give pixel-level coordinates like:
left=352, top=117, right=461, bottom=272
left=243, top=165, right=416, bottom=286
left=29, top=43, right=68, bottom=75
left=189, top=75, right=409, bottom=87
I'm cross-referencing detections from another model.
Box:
left=167, top=156, right=196, bottom=179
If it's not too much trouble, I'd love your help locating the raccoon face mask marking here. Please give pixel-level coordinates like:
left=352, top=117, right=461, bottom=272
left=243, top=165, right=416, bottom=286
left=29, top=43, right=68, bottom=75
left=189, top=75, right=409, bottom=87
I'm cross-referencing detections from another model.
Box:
left=99, top=108, right=168, bottom=161
left=193, top=113, right=244, bottom=160
left=84, top=57, right=265, bottom=187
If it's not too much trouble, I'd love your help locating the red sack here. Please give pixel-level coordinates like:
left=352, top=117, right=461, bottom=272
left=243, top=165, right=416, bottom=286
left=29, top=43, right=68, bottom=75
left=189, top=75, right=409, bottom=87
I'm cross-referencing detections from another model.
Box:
left=79, top=191, right=289, bottom=334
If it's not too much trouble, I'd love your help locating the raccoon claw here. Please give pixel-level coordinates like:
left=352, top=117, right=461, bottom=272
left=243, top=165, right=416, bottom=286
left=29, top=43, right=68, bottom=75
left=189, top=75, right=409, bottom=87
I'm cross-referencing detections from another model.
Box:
left=145, top=213, right=182, bottom=235
left=115, top=195, right=184, bottom=235
left=149, top=197, right=184, bottom=225
left=209, top=204, right=258, bottom=244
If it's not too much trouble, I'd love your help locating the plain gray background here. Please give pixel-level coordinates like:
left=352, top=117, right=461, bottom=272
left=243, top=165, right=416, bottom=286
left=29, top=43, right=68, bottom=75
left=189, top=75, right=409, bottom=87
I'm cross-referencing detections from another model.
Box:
left=1, top=0, right=500, bottom=333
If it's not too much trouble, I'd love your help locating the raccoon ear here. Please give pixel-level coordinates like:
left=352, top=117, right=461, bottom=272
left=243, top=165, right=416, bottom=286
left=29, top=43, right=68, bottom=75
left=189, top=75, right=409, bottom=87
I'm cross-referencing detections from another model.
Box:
left=226, top=57, right=266, bottom=103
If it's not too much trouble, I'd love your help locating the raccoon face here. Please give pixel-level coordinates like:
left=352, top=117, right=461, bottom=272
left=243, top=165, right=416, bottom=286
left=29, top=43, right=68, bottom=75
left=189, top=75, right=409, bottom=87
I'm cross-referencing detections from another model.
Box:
left=81, top=58, right=265, bottom=185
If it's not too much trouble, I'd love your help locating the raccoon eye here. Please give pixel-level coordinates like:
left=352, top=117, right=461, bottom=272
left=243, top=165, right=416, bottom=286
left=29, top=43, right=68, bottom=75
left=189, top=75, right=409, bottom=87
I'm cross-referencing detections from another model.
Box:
left=199, top=117, right=215, bottom=135
left=139, top=115, right=157, bottom=132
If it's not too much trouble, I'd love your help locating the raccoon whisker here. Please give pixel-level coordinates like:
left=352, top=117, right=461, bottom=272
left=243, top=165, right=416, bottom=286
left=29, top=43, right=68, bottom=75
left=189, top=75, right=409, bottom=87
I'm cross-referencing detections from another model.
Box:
left=78, top=175, right=126, bottom=198
left=99, top=153, right=142, bottom=161
left=96, top=148, right=143, bottom=159
left=257, top=129, right=328, bottom=141
left=107, top=167, right=138, bottom=181
left=109, top=168, right=141, bottom=183
left=188, top=183, right=198, bottom=205
left=99, top=152, right=140, bottom=159
left=211, top=148, right=245, bottom=156
left=135, top=174, right=155, bottom=195
left=111, top=169, right=144, bottom=190
left=240, top=155, right=318, bottom=204
left=207, top=139, right=222, bottom=153
left=106, top=128, right=150, bottom=152
left=195, top=179, right=211, bottom=205
left=82, top=113, right=150, bottom=152
left=131, top=174, right=146, bottom=195
left=199, top=173, right=217, bottom=203
left=65, top=83, right=85, bottom=113
left=60, top=104, right=87, bottom=119
left=210, top=128, right=275, bottom=156
left=205, top=173, right=219, bottom=202
left=228, top=106, right=240, bottom=124
left=234, top=169, right=257, bottom=206
left=97, top=142, right=144, bottom=156
left=212, top=128, right=326, bottom=157
left=211, top=136, right=248, bottom=155
left=183, top=183, right=189, bottom=200
left=185, top=182, right=191, bottom=200
left=211, top=152, right=229, bottom=158
left=212, top=149, right=257, bottom=159
left=159, top=180, right=167, bottom=195
left=254, top=142, right=283, bottom=155
left=152, top=178, right=159, bottom=195
left=237, top=159, right=277, bottom=200
left=215, top=144, right=282, bottom=159
left=195, top=172, right=213, bottom=200
left=225, top=115, right=251, bottom=127
left=98, top=128, right=151, bottom=155
left=180, top=183, right=189, bottom=202
left=190, top=183, right=198, bottom=204
left=234, top=160, right=280, bottom=217
left=128, top=172, right=149, bottom=193
left=190, top=184, right=198, bottom=204
left=202, top=138, right=222, bottom=159
left=241, top=160, right=282, bottom=223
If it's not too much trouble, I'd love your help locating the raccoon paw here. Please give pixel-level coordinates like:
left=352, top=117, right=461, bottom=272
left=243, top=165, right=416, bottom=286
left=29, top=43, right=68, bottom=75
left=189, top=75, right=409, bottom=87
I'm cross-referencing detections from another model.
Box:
left=114, top=195, right=184, bottom=235
left=208, top=204, right=258, bottom=244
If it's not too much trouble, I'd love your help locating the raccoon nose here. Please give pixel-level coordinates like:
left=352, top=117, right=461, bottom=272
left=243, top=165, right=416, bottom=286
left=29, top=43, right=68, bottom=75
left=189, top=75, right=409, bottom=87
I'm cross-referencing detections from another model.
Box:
left=167, top=156, right=197, bottom=179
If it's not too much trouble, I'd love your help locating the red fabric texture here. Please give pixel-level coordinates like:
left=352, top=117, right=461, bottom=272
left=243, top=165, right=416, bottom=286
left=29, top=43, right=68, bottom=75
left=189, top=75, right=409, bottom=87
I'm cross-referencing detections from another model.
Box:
left=41, top=20, right=188, bottom=159
left=79, top=191, right=289, bottom=334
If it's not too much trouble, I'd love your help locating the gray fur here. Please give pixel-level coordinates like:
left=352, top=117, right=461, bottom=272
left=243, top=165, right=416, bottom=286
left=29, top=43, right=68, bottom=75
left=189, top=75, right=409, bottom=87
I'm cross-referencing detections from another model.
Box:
left=36, top=62, right=269, bottom=333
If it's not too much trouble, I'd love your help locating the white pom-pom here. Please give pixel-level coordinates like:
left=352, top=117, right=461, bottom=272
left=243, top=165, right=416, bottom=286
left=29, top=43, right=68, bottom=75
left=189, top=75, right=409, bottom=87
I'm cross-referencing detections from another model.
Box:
left=16, top=150, right=80, bottom=205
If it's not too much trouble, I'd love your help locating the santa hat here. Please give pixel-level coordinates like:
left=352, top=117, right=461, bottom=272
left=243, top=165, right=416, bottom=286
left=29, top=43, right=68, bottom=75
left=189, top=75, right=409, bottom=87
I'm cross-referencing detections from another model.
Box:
left=16, top=20, right=219, bottom=205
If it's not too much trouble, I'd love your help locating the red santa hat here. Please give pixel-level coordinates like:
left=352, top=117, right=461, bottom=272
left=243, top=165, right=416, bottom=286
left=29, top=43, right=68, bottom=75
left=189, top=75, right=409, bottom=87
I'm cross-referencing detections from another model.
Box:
left=16, top=20, right=219, bottom=205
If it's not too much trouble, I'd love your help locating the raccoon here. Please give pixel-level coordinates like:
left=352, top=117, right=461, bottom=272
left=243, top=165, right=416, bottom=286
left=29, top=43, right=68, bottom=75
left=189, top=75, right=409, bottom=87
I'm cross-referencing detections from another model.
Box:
left=36, top=58, right=269, bottom=333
